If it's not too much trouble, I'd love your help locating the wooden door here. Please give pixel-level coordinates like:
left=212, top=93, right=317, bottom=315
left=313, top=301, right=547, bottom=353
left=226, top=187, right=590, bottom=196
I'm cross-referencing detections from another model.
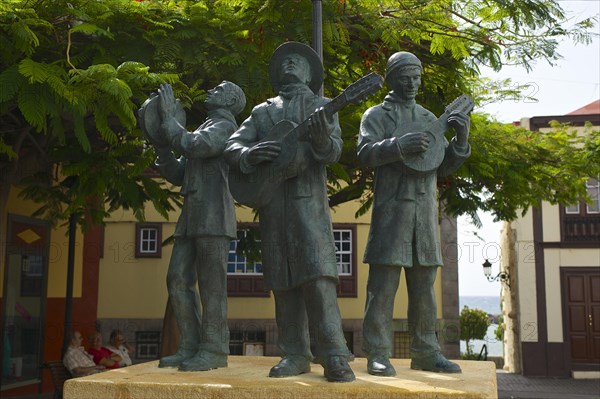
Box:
left=565, top=270, right=600, bottom=364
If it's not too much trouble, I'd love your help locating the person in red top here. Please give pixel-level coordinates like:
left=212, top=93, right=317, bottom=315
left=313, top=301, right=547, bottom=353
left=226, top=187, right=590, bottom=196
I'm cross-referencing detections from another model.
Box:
left=87, top=331, right=121, bottom=369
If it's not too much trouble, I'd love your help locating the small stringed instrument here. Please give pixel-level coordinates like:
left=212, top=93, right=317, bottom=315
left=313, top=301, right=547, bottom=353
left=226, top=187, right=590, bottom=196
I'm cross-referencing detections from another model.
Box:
left=229, top=72, right=384, bottom=208
left=401, top=94, right=474, bottom=172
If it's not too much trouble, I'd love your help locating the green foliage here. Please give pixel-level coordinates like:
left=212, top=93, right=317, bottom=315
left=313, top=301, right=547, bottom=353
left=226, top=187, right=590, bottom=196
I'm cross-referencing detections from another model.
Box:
left=0, top=0, right=598, bottom=229
left=460, top=306, right=491, bottom=356
left=1, top=0, right=184, bottom=227
left=442, top=118, right=599, bottom=224
left=494, top=314, right=504, bottom=342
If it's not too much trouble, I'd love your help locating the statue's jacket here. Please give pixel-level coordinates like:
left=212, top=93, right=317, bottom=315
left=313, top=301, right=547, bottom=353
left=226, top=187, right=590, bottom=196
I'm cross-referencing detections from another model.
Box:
left=358, top=97, right=470, bottom=267
left=225, top=92, right=342, bottom=291
left=156, top=108, right=237, bottom=239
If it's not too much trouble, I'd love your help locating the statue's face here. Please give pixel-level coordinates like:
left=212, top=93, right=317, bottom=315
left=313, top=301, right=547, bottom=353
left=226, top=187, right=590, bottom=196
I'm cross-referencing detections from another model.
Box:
left=388, top=66, right=421, bottom=101
left=204, top=82, right=230, bottom=109
left=279, top=53, right=311, bottom=85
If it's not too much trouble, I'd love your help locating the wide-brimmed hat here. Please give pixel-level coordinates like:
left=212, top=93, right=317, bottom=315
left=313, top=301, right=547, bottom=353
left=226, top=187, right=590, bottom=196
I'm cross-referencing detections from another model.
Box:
left=268, top=41, right=323, bottom=94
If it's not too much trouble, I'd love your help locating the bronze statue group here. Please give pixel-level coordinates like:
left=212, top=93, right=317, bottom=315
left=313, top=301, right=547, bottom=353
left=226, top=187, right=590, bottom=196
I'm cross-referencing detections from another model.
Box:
left=140, top=42, right=471, bottom=383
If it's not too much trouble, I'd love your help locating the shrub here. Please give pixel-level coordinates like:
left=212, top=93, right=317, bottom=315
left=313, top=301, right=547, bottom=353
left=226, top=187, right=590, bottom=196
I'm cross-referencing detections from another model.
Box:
left=460, top=306, right=490, bottom=357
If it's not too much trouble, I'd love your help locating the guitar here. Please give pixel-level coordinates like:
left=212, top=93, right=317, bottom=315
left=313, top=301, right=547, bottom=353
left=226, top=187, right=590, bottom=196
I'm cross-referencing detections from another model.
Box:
left=229, top=72, right=384, bottom=208
left=401, top=94, right=475, bottom=173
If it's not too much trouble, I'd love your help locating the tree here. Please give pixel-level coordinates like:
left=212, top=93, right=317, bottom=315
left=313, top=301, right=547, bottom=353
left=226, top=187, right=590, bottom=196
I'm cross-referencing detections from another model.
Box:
left=1, top=0, right=598, bottom=230
left=320, top=0, right=600, bottom=222
left=460, top=306, right=490, bottom=357
left=441, top=120, right=600, bottom=224
left=0, top=0, right=188, bottom=233
left=494, top=314, right=504, bottom=342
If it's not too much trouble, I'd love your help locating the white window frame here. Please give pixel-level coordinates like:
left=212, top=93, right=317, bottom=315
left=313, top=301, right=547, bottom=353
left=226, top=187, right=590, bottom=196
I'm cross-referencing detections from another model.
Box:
left=586, top=177, right=599, bottom=214
left=135, top=223, right=162, bottom=258
left=228, top=230, right=262, bottom=275
left=564, top=203, right=580, bottom=214
left=227, top=228, right=354, bottom=277
left=333, top=229, right=353, bottom=276
left=139, top=227, right=158, bottom=254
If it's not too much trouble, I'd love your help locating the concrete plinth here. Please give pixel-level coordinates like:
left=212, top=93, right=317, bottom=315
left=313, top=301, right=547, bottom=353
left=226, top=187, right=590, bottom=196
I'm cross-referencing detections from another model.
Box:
left=64, top=356, right=497, bottom=399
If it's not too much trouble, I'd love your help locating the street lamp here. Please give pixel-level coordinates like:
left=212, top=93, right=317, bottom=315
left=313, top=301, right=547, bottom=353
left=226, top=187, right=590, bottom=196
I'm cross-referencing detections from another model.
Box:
left=312, top=0, right=324, bottom=95
left=482, top=259, right=510, bottom=287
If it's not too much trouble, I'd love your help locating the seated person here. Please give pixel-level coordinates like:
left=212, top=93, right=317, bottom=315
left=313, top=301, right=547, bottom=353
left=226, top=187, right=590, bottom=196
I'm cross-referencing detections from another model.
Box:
left=106, top=330, right=134, bottom=367
left=87, top=331, right=121, bottom=369
left=63, top=331, right=106, bottom=377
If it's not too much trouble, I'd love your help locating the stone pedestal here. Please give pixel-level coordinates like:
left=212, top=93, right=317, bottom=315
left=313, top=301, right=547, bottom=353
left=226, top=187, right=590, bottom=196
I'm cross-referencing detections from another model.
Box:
left=64, top=356, right=497, bottom=398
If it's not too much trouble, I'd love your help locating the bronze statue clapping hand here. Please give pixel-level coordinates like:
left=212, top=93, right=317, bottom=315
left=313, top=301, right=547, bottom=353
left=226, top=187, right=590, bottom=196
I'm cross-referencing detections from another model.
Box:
left=158, top=84, right=180, bottom=120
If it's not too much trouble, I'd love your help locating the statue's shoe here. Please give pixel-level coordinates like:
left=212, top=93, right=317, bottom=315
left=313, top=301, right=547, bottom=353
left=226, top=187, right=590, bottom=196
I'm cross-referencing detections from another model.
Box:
left=367, top=357, right=396, bottom=376
left=178, top=351, right=227, bottom=371
left=323, top=356, right=355, bottom=382
left=410, top=354, right=462, bottom=373
left=268, top=356, right=311, bottom=378
left=158, top=349, right=196, bottom=368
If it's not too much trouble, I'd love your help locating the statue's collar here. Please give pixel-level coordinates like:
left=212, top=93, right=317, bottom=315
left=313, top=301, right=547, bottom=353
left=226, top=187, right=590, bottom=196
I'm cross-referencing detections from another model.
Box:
left=207, top=108, right=236, bottom=124
left=278, top=83, right=314, bottom=100
left=382, top=91, right=416, bottom=111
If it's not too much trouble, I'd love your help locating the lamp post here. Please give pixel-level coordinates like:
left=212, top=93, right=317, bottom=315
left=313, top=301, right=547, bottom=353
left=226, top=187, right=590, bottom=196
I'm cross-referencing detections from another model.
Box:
left=482, top=259, right=510, bottom=287
left=312, top=0, right=324, bottom=95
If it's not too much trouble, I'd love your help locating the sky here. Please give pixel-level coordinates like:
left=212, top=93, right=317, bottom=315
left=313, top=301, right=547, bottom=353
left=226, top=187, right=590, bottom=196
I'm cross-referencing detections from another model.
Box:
left=457, top=0, right=600, bottom=297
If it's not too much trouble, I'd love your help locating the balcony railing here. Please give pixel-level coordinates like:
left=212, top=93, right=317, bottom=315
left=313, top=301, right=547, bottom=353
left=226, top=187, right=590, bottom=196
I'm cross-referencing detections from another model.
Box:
left=562, top=215, right=600, bottom=242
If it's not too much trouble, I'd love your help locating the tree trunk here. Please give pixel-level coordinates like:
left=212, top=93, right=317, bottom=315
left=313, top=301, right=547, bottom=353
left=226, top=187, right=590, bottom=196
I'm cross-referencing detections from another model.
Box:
left=0, top=181, right=10, bottom=267
left=160, top=297, right=180, bottom=357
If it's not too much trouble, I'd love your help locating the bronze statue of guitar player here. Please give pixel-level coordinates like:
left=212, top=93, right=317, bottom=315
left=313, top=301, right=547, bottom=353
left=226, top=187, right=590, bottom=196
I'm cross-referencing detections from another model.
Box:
left=358, top=51, right=473, bottom=376
left=224, top=42, right=381, bottom=382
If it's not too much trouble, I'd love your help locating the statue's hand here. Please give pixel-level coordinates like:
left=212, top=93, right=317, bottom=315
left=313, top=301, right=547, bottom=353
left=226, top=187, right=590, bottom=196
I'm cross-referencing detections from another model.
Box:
left=396, top=132, right=430, bottom=155
left=245, top=141, right=282, bottom=166
left=448, top=110, right=470, bottom=146
left=158, top=83, right=180, bottom=121
left=307, top=107, right=334, bottom=150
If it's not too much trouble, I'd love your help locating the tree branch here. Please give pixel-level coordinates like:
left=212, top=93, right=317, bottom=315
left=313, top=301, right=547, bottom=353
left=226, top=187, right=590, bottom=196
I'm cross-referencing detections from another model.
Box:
left=7, top=126, right=32, bottom=183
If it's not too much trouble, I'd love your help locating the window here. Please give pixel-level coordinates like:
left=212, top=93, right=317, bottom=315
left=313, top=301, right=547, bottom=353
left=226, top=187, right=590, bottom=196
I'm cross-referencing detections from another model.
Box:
left=228, top=230, right=262, bottom=275
left=565, top=203, right=580, bottom=214
left=229, top=330, right=266, bottom=355
left=561, top=177, right=600, bottom=244
left=334, top=224, right=358, bottom=297
left=135, top=331, right=161, bottom=360
left=226, top=225, right=357, bottom=297
left=135, top=223, right=162, bottom=258
left=334, top=229, right=352, bottom=276
left=20, top=254, right=44, bottom=296
left=564, top=177, right=600, bottom=216
left=586, top=177, right=599, bottom=213
left=227, top=227, right=267, bottom=297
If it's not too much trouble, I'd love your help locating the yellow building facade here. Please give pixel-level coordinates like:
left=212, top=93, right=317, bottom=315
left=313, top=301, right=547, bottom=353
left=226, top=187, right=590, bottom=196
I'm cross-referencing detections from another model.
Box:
left=96, top=199, right=453, bottom=360
left=2, top=178, right=460, bottom=397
